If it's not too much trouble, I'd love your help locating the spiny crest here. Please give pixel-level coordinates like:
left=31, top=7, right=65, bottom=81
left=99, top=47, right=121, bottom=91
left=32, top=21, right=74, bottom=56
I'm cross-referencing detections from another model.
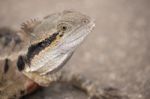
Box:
left=21, top=19, right=41, bottom=34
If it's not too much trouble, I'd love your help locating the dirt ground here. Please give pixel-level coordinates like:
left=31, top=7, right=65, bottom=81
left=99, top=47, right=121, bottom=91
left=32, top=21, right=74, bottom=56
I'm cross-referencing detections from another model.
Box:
left=0, top=0, right=150, bottom=99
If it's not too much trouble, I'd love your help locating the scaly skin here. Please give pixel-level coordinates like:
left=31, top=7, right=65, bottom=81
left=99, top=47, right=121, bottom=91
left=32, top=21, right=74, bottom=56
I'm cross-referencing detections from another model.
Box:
left=0, top=11, right=129, bottom=99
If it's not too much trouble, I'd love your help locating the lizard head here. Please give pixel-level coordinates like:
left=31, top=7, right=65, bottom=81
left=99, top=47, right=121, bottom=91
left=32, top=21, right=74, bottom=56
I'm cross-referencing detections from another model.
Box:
left=31, top=10, right=95, bottom=47
left=22, top=10, right=95, bottom=86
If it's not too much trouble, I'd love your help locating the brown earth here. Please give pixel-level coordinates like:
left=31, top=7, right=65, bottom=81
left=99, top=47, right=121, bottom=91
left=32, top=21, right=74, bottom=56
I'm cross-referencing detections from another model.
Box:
left=0, top=0, right=150, bottom=99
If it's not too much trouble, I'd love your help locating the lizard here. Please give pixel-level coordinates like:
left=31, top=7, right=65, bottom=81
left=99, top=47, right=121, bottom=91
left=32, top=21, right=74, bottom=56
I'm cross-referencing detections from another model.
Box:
left=0, top=10, right=129, bottom=99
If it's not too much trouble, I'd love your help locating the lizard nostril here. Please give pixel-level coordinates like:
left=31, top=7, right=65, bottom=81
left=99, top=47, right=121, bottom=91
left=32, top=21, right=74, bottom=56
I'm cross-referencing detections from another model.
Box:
left=82, top=18, right=89, bottom=24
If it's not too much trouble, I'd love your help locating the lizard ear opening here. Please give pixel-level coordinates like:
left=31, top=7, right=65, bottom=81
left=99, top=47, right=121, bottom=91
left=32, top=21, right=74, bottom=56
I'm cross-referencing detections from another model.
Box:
left=21, top=19, right=41, bottom=34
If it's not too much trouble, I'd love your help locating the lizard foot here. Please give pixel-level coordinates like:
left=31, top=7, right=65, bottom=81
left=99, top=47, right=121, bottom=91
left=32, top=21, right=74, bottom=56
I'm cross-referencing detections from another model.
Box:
left=88, top=87, right=129, bottom=99
left=60, top=72, right=129, bottom=99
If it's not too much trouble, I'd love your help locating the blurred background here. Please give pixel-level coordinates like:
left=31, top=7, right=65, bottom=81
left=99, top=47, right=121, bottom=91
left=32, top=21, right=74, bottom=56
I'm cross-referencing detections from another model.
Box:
left=0, top=0, right=150, bottom=99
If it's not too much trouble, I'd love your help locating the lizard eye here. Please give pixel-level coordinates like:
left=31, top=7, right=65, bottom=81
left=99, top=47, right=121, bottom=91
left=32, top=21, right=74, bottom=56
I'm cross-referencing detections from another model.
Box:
left=57, top=23, right=71, bottom=32
left=62, top=26, right=67, bottom=31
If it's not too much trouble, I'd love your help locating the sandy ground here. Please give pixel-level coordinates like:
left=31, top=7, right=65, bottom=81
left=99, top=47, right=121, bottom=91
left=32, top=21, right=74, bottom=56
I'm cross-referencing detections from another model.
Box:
left=0, top=0, right=150, bottom=99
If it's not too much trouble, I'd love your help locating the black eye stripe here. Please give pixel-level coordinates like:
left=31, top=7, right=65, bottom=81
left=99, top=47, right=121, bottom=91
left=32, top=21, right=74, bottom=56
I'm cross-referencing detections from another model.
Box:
left=59, top=33, right=63, bottom=37
left=26, top=32, right=59, bottom=64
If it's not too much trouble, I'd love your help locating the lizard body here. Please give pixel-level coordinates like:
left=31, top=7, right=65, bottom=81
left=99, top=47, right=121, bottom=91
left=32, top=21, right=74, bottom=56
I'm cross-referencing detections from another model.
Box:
left=0, top=10, right=128, bottom=99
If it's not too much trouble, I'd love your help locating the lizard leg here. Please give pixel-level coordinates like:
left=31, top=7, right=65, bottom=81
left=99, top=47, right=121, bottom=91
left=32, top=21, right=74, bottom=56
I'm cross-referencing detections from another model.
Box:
left=59, top=71, right=129, bottom=99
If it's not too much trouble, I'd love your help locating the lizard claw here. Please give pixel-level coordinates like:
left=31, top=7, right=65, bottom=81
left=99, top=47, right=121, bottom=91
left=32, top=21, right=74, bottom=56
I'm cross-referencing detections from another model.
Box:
left=88, top=87, right=129, bottom=99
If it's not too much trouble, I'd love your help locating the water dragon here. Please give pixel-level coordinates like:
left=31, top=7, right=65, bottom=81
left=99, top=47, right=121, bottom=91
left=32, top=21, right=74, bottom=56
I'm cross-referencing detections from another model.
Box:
left=0, top=10, right=128, bottom=99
